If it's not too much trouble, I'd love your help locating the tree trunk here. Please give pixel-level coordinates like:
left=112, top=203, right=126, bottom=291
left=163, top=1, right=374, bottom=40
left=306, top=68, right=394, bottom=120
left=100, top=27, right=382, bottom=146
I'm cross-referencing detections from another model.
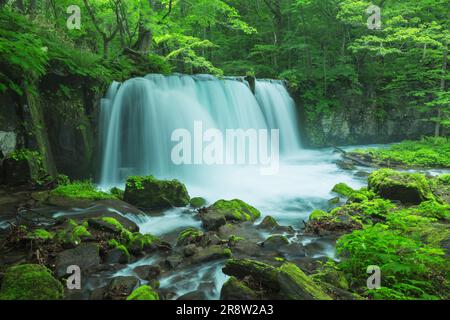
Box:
left=435, top=41, right=448, bottom=137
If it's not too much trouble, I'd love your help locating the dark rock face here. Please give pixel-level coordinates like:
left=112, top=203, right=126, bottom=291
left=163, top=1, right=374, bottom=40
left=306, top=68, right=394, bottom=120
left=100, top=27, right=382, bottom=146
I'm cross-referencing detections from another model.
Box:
left=133, top=265, right=161, bottom=281
left=2, top=158, right=34, bottom=186
left=55, top=243, right=100, bottom=278
left=296, top=96, right=435, bottom=147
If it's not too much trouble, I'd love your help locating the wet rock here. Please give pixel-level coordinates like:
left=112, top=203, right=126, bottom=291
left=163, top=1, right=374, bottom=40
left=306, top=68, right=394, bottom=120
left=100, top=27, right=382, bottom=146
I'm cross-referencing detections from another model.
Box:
left=199, top=210, right=227, bottom=231
left=183, top=244, right=198, bottom=257
left=177, top=291, right=208, bottom=300
left=90, top=286, right=107, bottom=300
left=123, top=176, right=190, bottom=210
left=55, top=243, right=100, bottom=278
left=133, top=265, right=161, bottom=281
left=107, top=276, right=139, bottom=300
left=355, top=171, right=370, bottom=178
left=190, top=245, right=231, bottom=264
left=368, top=169, right=434, bottom=204
left=166, top=254, right=184, bottom=269
left=82, top=211, right=139, bottom=233
left=262, top=235, right=289, bottom=250
left=105, top=248, right=130, bottom=264
left=335, top=160, right=356, bottom=171
left=220, top=276, right=258, bottom=300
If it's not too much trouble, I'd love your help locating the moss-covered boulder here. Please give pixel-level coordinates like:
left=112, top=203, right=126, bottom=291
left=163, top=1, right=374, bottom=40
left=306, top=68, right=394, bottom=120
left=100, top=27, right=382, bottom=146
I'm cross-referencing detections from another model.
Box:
left=123, top=176, right=190, bottom=209
left=368, top=169, right=434, bottom=204
left=200, top=199, right=261, bottom=230
left=190, top=197, right=207, bottom=208
left=0, top=264, right=63, bottom=300
left=220, top=276, right=258, bottom=300
left=277, top=263, right=332, bottom=300
left=126, top=285, right=159, bottom=300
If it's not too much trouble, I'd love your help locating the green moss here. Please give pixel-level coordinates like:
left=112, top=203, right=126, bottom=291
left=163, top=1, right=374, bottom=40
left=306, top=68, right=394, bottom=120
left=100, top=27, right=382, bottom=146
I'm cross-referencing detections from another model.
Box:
left=177, top=227, right=204, bottom=245
left=108, top=239, right=131, bottom=259
left=278, top=263, right=332, bottom=300
left=223, top=248, right=233, bottom=257
left=368, top=169, right=435, bottom=204
left=350, top=137, right=450, bottom=169
left=229, top=235, right=245, bottom=243
left=126, top=285, right=159, bottom=300
left=190, top=197, right=207, bottom=208
left=128, top=233, right=159, bottom=252
left=0, top=264, right=63, bottom=300
left=51, top=181, right=116, bottom=201
left=332, top=183, right=355, bottom=197
left=55, top=219, right=91, bottom=246
left=124, top=175, right=190, bottom=209
left=415, top=201, right=450, bottom=220
left=210, top=199, right=261, bottom=222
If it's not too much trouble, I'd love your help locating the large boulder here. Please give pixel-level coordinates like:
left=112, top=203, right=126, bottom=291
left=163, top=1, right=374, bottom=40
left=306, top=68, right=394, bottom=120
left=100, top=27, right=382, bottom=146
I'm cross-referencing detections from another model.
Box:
left=123, top=176, right=190, bottom=210
left=55, top=243, right=100, bottom=278
left=220, top=276, right=258, bottom=300
left=2, top=149, right=46, bottom=186
left=368, top=169, right=434, bottom=204
left=0, top=264, right=63, bottom=300
left=200, top=199, right=261, bottom=230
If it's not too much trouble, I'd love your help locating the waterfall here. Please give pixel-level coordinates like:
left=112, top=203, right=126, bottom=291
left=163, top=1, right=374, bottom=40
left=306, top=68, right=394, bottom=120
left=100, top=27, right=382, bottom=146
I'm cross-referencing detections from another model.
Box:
left=99, top=74, right=301, bottom=186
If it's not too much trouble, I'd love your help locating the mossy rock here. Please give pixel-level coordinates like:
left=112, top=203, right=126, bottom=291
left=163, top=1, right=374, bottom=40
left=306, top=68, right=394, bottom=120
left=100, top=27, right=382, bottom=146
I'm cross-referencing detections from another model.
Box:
left=277, top=263, right=332, bottom=300
left=332, top=183, right=355, bottom=197
left=222, top=259, right=280, bottom=291
left=210, top=199, right=261, bottom=222
left=258, top=216, right=280, bottom=230
left=368, top=169, right=434, bottom=205
left=177, top=227, right=204, bottom=246
left=127, top=285, right=159, bottom=300
left=49, top=181, right=116, bottom=207
left=220, top=276, right=257, bottom=300
left=124, top=176, right=190, bottom=209
left=190, top=197, right=207, bottom=208
left=0, top=264, right=63, bottom=300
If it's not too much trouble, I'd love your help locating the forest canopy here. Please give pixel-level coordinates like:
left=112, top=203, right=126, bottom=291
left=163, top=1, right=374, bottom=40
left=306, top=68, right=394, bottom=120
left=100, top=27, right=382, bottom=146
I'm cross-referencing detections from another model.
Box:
left=0, top=0, right=448, bottom=135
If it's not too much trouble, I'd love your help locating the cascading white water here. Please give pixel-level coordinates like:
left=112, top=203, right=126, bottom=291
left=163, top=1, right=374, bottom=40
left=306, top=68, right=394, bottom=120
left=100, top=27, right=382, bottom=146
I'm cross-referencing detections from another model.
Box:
left=99, top=74, right=301, bottom=186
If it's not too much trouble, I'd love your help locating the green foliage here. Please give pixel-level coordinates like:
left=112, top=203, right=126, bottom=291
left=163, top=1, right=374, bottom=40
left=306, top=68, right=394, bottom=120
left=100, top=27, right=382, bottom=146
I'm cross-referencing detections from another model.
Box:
left=56, top=219, right=92, bottom=246
left=353, top=137, right=450, bottom=168
left=337, top=223, right=447, bottom=299
left=332, top=183, right=355, bottom=197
